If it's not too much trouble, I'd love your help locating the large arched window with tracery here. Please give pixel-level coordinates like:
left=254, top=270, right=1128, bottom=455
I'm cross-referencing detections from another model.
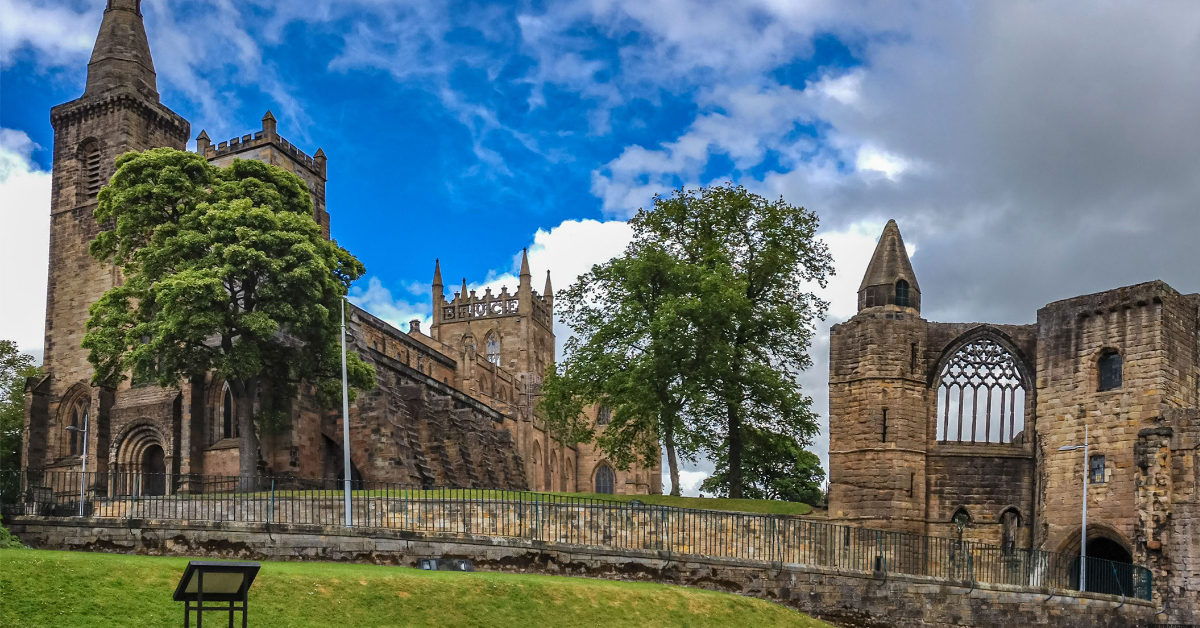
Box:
left=936, top=337, right=1027, bottom=444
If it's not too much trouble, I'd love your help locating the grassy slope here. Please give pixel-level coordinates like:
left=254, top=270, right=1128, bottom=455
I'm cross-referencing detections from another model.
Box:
left=0, top=549, right=833, bottom=628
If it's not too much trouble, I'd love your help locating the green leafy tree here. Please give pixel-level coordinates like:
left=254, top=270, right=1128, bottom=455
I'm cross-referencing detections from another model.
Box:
left=83, top=149, right=374, bottom=481
left=540, top=245, right=704, bottom=495
left=700, top=427, right=826, bottom=506
left=0, top=341, right=39, bottom=475
left=639, top=184, right=832, bottom=498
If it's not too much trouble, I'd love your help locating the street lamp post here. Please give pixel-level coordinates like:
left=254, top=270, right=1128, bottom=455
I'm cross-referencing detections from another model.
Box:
left=65, top=411, right=89, bottom=517
left=1057, top=423, right=1089, bottom=592
left=340, top=298, right=352, bottom=527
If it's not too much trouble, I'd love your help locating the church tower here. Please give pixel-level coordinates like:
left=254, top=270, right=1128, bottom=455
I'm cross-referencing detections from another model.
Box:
left=25, top=0, right=190, bottom=471
left=827, top=220, right=930, bottom=534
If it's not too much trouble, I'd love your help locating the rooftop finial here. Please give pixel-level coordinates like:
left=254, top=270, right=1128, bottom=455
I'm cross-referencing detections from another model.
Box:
left=262, top=110, right=277, bottom=136
left=433, top=259, right=443, bottom=288
left=520, top=248, right=531, bottom=278
left=543, top=270, right=553, bottom=297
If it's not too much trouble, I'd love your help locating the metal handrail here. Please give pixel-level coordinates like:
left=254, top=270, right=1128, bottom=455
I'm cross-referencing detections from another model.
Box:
left=0, top=469, right=1153, bottom=601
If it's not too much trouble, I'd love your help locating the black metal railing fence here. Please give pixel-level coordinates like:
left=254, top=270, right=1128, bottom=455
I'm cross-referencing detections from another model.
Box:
left=0, top=469, right=1152, bottom=601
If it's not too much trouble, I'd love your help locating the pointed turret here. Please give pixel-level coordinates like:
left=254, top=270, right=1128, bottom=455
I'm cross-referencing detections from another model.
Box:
left=196, top=130, right=211, bottom=155
left=543, top=271, right=553, bottom=308
left=520, top=248, right=531, bottom=278
left=262, top=110, right=278, bottom=136
left=85, top=0, right=159, bottom=101
left=858, top=219, right=921, bottom=313
left=432, top=259, right=444, bottom=291
left=461, top=278, right=469, bottom=301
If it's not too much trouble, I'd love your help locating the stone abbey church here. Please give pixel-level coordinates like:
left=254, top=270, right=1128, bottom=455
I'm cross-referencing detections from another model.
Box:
left=828, top=221, right=1198, bottom=619
left=21, top=0, right=660, bottom=497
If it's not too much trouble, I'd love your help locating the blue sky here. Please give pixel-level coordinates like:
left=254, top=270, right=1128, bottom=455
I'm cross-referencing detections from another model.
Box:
left=4, top=0, right=1200, bottom=493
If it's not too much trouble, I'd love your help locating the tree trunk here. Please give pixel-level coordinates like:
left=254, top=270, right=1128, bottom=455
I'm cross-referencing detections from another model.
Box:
left=727, top=400, right=744, bottom=499
left=664, top=420, right=681, bottom=497
left=231, top=377, right=261, bottom=490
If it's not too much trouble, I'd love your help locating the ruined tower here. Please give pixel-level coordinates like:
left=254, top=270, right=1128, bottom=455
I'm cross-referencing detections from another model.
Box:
left=828, top=220, right=930, bottom=534
left=25, top=0, right=190, bottom=471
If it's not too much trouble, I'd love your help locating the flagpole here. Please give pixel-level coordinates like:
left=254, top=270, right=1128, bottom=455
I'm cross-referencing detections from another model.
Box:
left=341, top=298, right=352, bottom=527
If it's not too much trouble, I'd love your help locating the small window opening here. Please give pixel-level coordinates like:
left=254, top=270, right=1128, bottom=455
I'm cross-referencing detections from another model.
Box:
left=486, top=333, right=500, bottom=366
left=895, top=279, right=910, bottom=307
left=69, top=409, right=80, bottom=456
left=597, top=406, right=611, bottom=426
left=1098, top=350, right=1122, bottom=391
left=84, top=142, right=103, bottom=199
left=1001, top=510, right=1021, bottom=555
left=881, top=408, right=888, bottom=443
left=595, top=464, right=615, bottom=494
left=1089, top=454, right=1106, bottom=484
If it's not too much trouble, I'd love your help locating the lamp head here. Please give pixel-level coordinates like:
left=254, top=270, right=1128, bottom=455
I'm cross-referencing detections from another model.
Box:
left=1058, top=445, right=1082, bottom=452
left=66, top=426, right=85, bottom=433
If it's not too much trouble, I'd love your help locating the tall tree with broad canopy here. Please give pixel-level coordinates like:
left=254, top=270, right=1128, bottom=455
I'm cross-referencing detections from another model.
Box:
left=83, top=149, right=374, bottom=481
left=540, top=243, right=704, bottom=495
left=639, top=184, right=832, bottom=499
left=700, top=426, right=826, bottom=506
left=0, top=341, right=39, bottom=475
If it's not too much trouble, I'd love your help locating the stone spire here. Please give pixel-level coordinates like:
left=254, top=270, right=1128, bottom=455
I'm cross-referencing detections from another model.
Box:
left=858, top=219, right=921, bottom=313
left=432, top=259, right=443, bottom=293
left=262, top=110, right=278, bottom=137
left=519, top=248, right=531, bottom=278
left=543, top=271, right=553, bottom=308
left=85, top=0, right=159, bottom=101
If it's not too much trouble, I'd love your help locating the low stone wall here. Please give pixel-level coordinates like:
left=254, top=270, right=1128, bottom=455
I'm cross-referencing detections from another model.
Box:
left=8, top=516, right=1157, bottom=628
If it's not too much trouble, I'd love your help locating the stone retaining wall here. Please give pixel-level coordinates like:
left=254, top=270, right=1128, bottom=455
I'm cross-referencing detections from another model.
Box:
left=8, top=516, right=1157, bottom=628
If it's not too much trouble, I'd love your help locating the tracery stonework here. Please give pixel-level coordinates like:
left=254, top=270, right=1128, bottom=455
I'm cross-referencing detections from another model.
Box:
left=828, top=219, right=1199, bottom=623
left=22, top=1, right=660, bottom=508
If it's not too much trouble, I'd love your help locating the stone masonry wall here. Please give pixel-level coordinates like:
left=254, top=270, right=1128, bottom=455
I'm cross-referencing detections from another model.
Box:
left=7, top=517, right=1157, bottom=628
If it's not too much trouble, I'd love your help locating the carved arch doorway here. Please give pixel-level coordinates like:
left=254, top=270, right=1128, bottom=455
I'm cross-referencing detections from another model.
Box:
left=141, top=445, right=166, bottom=495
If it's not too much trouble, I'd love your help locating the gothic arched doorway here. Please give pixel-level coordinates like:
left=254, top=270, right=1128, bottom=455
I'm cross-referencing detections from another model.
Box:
left=141, top=445, right=166, bottom=496
left=1067, top=535, right=1135, bottom=595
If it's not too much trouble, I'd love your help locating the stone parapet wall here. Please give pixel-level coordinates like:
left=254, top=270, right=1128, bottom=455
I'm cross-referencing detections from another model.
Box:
left=7, top=517, right=1157, bottom=628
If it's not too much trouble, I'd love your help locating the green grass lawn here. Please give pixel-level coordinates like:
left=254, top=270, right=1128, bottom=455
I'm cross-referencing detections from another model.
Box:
left=0, top=549, right=833, bottom=628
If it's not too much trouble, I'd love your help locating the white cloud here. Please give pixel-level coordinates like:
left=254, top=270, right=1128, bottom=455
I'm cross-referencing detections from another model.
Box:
left=348, top=277, right=431, bottom=333
left=0, top=0, right=99, bottom=68
left=0, top=128, right=52, bottom=363
left=854, top=145, right=912, bottom=181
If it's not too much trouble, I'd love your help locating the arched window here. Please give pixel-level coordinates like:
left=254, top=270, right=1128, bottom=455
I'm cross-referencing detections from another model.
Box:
left=68, top=407, right=81, bottom=456
left=895, top=279, right=910, bottom=307
left=222, top=385, right=236, bottom=439
left=596, top=406, right=611, bottom=426
left=595, top=464, right=615, bottom=494
left=1001, top=509, right=1021, bottom=555
left=486, top=333, right=500, bottom=366
left=79, top=140, right=103, bottom=202
left=936, top=337, right=1028, bottom=444
left=1098, top=349, right=1122, bottom=391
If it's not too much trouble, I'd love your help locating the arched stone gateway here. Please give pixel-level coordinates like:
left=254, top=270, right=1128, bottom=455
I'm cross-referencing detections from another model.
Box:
left=110, top=422, right=169, bottom=496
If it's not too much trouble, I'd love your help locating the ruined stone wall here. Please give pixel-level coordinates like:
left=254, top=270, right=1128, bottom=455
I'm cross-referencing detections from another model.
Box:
left=1035, top=282, right=1183, bottom=556
left=7, top=517, right=1158, bottom=628
left=828, top=309, right=930, bottom=534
